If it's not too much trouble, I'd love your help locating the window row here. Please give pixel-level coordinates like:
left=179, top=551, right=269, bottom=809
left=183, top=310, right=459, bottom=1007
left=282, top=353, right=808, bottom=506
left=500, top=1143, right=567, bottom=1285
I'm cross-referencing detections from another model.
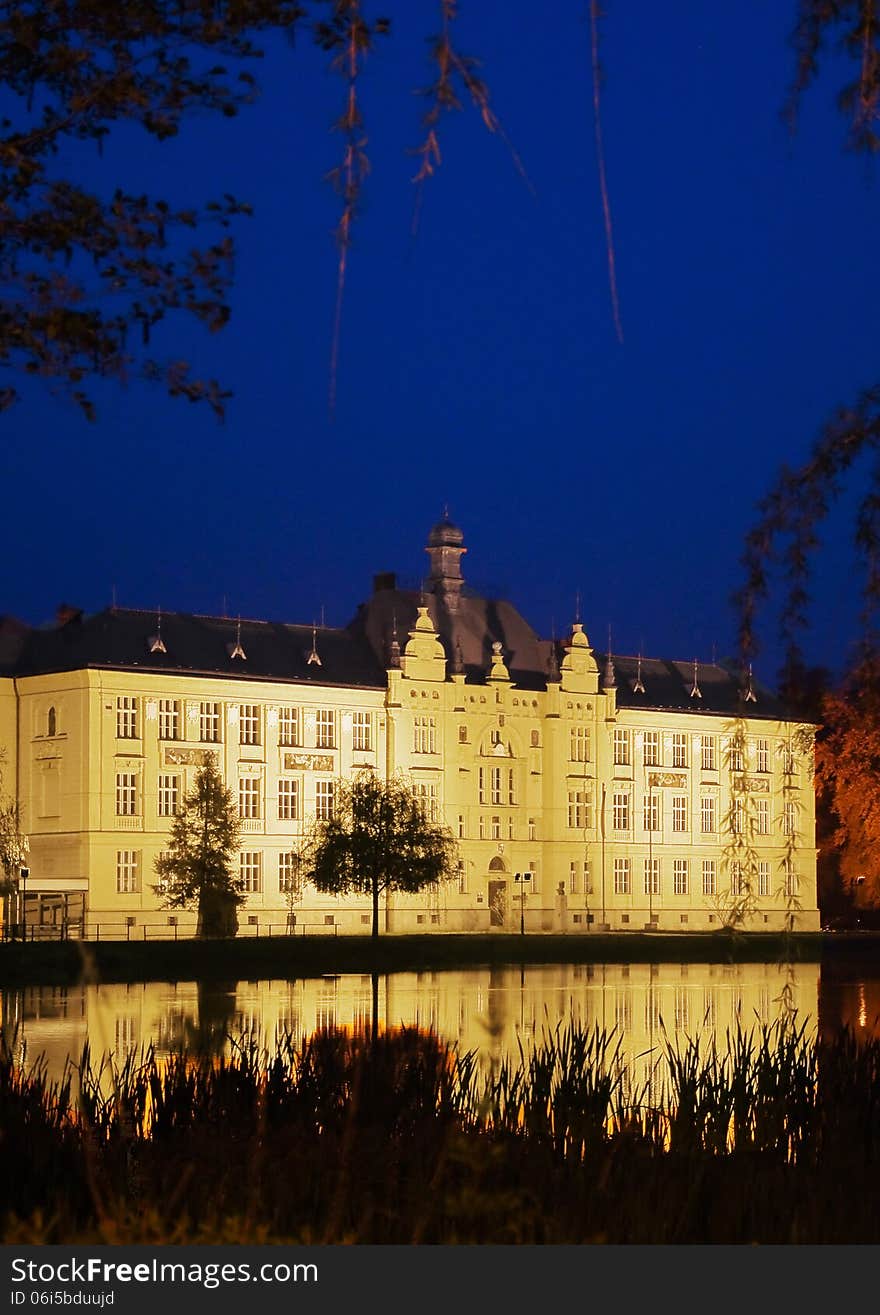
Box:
left=610, top=857, right=798, bottom=898
left=477, top=766, right=517, bottom=806
left=566, top=790, right=800, bottom=836
left=114, top=697, right=372, bottom=751
left=118, top=849, right=311, bottom=896
left=613, top=729, right=797, bottom=774
left=115, top=774, right=336, bottom=821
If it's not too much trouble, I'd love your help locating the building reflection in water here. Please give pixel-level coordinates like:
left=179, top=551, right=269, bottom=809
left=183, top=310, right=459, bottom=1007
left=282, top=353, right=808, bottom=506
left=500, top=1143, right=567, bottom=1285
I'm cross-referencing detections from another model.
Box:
left=0, top=960, right=842, bottom=1090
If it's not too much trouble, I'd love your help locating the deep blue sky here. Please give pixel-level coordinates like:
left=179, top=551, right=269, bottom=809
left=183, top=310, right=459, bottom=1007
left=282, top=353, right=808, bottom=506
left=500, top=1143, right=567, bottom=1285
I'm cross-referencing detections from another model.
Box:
left=5, top=3, right=879, bottom=685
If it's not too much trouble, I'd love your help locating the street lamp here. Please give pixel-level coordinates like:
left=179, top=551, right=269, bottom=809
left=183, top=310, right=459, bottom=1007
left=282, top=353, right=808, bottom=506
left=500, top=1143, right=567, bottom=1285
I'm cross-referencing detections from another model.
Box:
left=19, top=865, right=29, bottom=941
left=514, top=871, right=530, bottom=936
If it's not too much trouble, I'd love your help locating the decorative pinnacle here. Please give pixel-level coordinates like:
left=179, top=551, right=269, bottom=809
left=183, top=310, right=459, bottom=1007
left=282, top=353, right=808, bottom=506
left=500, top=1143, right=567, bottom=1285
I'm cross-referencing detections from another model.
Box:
left=603, top=625, right=616, bottom=689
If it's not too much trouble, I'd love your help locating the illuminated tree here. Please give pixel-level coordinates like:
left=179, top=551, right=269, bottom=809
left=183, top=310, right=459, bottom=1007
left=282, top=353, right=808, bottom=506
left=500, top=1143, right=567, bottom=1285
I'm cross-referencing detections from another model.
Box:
left=298, top=772, right=458, bottom=938
left=154, top=762, right=243, bottom=938
left=815, top=659, right=880, bottom=907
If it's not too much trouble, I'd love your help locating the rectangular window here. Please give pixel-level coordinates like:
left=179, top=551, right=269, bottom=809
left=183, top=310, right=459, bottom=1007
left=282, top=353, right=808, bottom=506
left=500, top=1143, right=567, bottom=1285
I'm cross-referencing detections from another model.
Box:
left=730, top=860, right=743, bottom=897
left=239, top=704, right=260, bottom=746
left=569, top=861, right=579, bottom=895
left=571, top=726, right=591, bottom=762
left=116, top=696, right=138, bottom=739
left=643, top=730, right=660, bottom=767
left=755, top=798, right=770, bottom=835
left=479, top=815, right=486, bottom=840
left=413, top=715, right=436, bottom=754
left=673, top=859, right=689, bottom=895
left=729, top=741, right=745, bottom=773
left=700, top=796, right=716, bottom=834
left=490, top=766, right=502, bottom=805
left=701, top=735, right=717, bottom=771
left=568, top=790, right=592, bottom=829
left=784, top=860, right=798, bottom=898
left=478, top=766, right=486, bottom=805
left=157, top=774, right=179, bottom=818
left=612, top=792, right=630, bottom=832
left=528, top=818, right=537, bottom=841
left=115, top=772, right=138, bottom=817
left=756, top=738, right=770, bottom=773
left=278, top=851, right=300, bottom=895
left=507, top=814, right=515, bottom=840
left=529, top=860, right=539, bottom=895
left=352, top=711, right=372, bottom=753
left=672, top=795, right=688, bottom=832
left=672, top=732, right=688, bottom=768
left=158, top=699, right=180, bottom=741
left=116, top=850, right=140, bottom=893
left=458, top=814, right=465, bottom=839
left=702, top=859, right=716, bottom=896
left=278, top=707, right=301, bottom=748
left=239, top=777, right=261, bottom=820
left=783, top=743, right=795, bottom=774
left=613, top=858, right=631, bottom=895
left=457, top=860, right=467, bottom=894
left=732, top=797, right=745, bottom=835
left=783, top=801, right=797, bottom=837
left=644, top=857, right=660, bottom=896
left=508, top=769, right=517, bottom=806
left=278, top=778, right=300, bottom=821
left=240, top=851, right=262, bottom=894
left=415, top=782, right=439, bottom=822
left=613, top=728, right=631, bottom=767
left=315, top=709, right=336, bottom=749
left=643, top=792, right=660, bottom=832
left=315, top=780, right=335, bottom=821
left=491, top=815, right=501, bottom=840
left=758, top=861, right=771, bottom=897
left=200, top=701, right=221, bottom=743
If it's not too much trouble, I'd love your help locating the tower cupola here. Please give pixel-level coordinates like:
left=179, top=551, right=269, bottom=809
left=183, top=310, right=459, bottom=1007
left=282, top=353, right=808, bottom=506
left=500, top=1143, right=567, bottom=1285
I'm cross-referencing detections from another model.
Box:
left=425, top=511, right=466, bottom=611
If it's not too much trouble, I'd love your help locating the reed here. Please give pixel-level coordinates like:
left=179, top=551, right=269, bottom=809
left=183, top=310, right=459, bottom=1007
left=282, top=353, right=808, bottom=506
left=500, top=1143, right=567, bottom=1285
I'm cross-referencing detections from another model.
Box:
left=3, top=1016, right=880, bottom=1243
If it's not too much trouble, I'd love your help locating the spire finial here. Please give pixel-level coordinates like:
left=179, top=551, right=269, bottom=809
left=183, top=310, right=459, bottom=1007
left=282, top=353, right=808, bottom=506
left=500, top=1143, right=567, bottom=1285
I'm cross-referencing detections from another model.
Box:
left=149, top=605, right=167, bottom=655
left=743, top=662, right=757, bottom=703
left=307, top=622, right=322, bottom=667
left=632, top=650, right=645, bottom=694
left=690, top=657, right=702, bottom=699
left=388, top=612, right=401, bottom=669
left=229, top=615, right=246, bottom=661
left=603, top=625, right=616, bottom=690
left=575, top=589, right=581, bottom=624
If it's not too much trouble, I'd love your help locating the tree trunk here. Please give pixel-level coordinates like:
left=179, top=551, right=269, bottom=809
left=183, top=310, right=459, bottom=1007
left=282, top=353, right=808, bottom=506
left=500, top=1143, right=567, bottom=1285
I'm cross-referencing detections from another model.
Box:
left=372, top=880, right=380, bottom=938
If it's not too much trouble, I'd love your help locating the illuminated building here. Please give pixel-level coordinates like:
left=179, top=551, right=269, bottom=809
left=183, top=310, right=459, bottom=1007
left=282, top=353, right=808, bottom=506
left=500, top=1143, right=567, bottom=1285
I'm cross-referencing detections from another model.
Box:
left=0, top=516, right=819, bottom=935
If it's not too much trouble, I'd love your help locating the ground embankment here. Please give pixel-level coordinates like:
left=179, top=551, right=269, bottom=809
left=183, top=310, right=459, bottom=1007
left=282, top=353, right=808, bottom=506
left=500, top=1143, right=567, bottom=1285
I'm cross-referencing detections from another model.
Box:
left=0, top=929, right=856, bottom=986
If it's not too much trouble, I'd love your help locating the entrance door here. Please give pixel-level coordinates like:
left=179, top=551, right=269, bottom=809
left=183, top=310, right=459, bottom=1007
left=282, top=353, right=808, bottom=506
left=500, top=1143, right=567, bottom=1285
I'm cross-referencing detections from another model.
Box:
left=488, top=880, right=507, bottom=928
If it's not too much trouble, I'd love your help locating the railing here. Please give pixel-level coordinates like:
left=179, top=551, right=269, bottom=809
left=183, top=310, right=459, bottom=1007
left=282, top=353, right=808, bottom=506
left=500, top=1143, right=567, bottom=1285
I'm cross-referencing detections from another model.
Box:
left=1, top=921, right=344, bottom=942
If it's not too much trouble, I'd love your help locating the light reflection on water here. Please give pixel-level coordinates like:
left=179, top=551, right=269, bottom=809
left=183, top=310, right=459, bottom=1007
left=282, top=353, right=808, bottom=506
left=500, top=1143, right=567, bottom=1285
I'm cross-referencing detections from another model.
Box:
left=2, top=959, right=855, bottom=1087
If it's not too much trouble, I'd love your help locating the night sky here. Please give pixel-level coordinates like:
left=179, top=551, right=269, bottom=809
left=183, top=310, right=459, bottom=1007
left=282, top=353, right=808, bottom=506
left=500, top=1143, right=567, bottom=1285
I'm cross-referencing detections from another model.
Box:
left=5, top=3, right=879, bottom=687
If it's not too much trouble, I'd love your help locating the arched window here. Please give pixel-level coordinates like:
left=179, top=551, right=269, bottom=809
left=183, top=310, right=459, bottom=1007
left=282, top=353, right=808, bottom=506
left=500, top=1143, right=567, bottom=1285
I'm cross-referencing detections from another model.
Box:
left=47, top=707, right=56, bottom=737
left=488, top=856, right=506, bottom=873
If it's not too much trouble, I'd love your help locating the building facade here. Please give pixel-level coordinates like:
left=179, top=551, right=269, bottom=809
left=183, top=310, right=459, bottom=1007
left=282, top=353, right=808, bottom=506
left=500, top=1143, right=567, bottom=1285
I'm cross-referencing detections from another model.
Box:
left=0, top=518, right=820, bottom=936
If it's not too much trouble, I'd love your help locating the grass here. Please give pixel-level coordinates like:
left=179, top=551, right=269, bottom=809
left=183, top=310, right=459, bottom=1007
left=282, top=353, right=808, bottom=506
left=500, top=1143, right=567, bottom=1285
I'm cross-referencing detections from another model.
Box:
left=4, top=1014, right=880, bottom=1243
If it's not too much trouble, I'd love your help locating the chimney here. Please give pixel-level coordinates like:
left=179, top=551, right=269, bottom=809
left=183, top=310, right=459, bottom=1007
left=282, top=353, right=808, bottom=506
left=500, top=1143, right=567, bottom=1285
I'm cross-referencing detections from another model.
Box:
left=56, top=603, right=82, bottom=627
left=373, top=572, right=397, bottom=593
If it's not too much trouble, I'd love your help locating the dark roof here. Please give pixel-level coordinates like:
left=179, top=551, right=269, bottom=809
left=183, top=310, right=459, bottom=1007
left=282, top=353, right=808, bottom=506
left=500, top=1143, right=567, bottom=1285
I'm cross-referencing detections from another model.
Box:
left=4, top=608, right=387, bottom=689
left=1, top=605, right=788, bottom=718
left=604, top=653, right=788, bottom=720
left=351, top=587, right=552, bottom=691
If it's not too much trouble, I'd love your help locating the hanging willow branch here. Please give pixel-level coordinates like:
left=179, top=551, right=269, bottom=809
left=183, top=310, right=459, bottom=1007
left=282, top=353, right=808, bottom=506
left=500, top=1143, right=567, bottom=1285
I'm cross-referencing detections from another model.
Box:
left=786, top=0, right=880, bottom=152
left=410, top=0, right=532, bottom=238
left=317, top=2, right=390, bottom=416
left=734, top=384, right=880, bottom=673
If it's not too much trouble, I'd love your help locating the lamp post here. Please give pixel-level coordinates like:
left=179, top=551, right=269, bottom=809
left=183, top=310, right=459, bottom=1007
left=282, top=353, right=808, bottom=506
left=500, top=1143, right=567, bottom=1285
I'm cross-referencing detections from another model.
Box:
left=19, top=865, right=29, bottom=941
left=648, top=777, right=654, bottom=927
left=514, top=871, right=530, bottom=936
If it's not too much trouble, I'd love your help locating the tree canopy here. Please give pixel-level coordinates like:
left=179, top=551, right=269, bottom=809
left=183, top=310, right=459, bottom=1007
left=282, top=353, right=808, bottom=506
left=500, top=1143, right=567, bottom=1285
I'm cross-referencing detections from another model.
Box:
left=298, top=772, right=459, bottom=937
left=154, top=761, right=243, bottom=937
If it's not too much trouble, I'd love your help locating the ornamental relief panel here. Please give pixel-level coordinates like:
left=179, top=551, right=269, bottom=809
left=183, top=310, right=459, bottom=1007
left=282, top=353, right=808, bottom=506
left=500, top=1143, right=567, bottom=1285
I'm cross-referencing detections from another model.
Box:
left=164, top=748, right=218, bottom=767
left=646, top=772, right=688, bottom=789
left=283, top=753, right=335, bottom=772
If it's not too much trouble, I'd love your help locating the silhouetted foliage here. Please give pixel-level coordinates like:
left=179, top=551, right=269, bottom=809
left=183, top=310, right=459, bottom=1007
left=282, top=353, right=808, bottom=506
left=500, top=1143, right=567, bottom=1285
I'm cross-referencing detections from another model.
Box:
left=154, top=762, right=242, bottom=938
left=298, top=771, right=458, bottom=937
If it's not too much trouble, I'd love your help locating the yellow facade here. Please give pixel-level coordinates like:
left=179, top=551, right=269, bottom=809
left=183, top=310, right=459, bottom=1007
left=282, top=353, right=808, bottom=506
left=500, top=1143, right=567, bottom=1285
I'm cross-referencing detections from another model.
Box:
left=0, top=520, right=820, bottom=936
